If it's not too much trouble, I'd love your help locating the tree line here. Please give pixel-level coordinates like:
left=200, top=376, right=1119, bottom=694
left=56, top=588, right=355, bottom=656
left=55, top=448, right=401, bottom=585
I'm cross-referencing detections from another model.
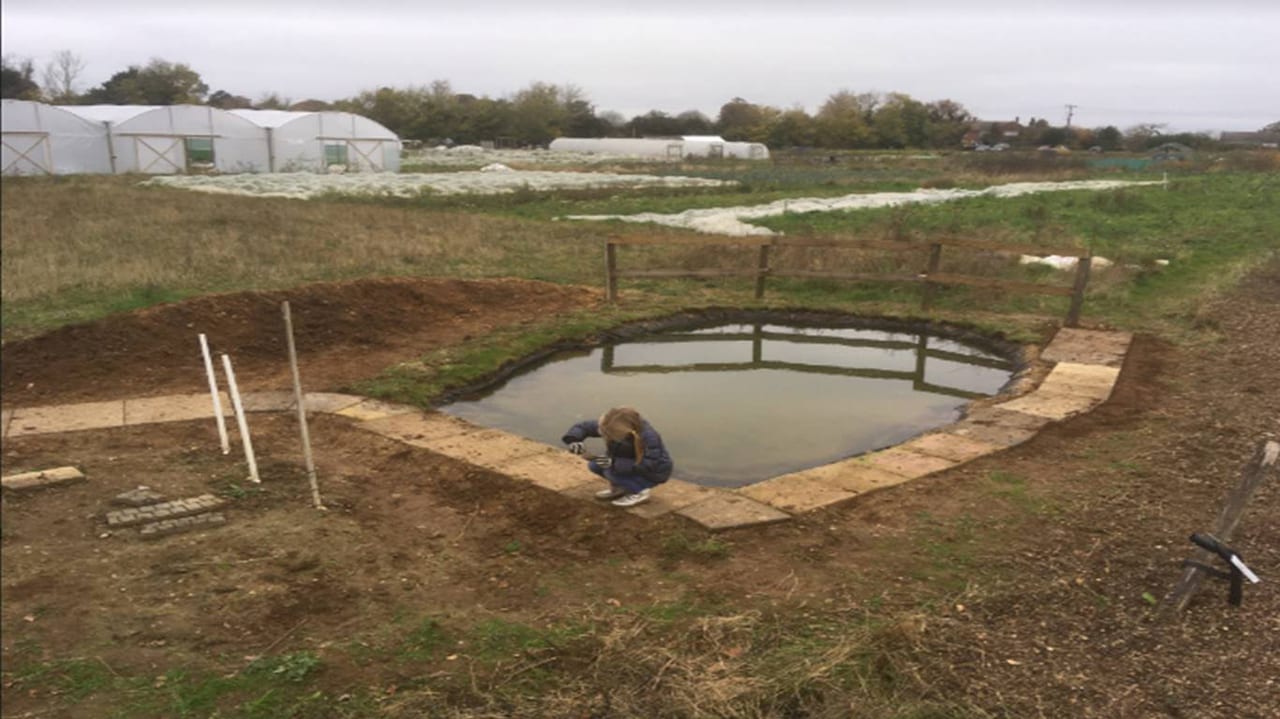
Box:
left=2, top=52, right=1270, bottom=152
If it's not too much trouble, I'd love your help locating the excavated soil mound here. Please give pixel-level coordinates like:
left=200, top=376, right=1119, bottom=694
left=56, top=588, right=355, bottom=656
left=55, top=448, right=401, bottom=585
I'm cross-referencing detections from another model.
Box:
left=1, top=277, right=601, bottom=407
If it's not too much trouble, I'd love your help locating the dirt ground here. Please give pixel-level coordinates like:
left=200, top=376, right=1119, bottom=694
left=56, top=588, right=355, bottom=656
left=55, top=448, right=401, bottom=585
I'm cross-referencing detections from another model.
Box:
left=1, top=267, right=1278, bottom=718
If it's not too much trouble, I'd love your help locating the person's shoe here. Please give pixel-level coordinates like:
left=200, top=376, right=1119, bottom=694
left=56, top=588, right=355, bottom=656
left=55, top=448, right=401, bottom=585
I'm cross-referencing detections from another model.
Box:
left=595, top=484, right=626, bottom=500
left=611, top=489, right=651, bottom=508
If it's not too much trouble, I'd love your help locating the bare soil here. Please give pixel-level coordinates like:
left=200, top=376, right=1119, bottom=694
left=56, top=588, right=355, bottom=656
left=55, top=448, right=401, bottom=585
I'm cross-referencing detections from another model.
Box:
left=2, top=268, right=1278, bottom=718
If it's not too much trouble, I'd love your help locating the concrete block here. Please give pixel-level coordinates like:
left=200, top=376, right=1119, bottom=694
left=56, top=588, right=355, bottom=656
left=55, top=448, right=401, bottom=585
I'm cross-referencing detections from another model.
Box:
left=860, top=448, right=957, bottom=479
left=140, top=512, right=226, bottom=539
left=677, top=493, right=791, bottom=531
left=124, top=394, right=224, bottom=426
left=7, top=401, right=124, bottom=437
left=334, top=398, right=418, bottom=422
left=997, top=391, right=1097, bottom=421
left=627, top=480, right=718, bottom=519
left=1041, top=328, right=1132, bottom=367
left=738, top=474, right=857, bottom=513
left=2, top=466, right=86, bottom=492
left=360, top=411, right=477, bottom=446
left=900, top=433, right=1004, bottom=463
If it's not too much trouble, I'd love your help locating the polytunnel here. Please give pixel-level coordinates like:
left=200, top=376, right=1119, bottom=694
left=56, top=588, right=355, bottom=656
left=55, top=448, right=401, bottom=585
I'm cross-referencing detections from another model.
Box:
left=548, top=136, right=769, bottom=160
left=229, top=110, right=401, bottom=172
left=60, top=104, right=270, bottom=174
left=1, top=99, right=114, bottom=175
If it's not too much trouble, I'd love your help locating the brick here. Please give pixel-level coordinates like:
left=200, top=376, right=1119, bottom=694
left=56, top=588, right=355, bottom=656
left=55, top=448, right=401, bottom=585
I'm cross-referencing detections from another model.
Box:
left=2, top=466, right=87, bottom=492
left=140, top=512, right=227, bottom=539
left=8, top=401, right=125, bottom=437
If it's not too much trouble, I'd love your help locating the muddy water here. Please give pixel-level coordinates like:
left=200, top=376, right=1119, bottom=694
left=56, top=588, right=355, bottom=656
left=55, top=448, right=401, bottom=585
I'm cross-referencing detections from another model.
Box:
left=441, top=324, right=1015, bottom=488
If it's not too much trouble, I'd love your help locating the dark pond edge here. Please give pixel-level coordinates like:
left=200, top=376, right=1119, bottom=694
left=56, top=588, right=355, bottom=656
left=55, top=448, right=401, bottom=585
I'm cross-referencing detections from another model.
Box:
left=434, top=307, right=1037, bottom=406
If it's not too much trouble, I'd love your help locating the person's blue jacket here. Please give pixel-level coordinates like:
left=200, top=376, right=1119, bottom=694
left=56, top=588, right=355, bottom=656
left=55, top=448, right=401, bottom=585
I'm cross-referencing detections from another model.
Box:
left=562, top=419, right=673, bottom=484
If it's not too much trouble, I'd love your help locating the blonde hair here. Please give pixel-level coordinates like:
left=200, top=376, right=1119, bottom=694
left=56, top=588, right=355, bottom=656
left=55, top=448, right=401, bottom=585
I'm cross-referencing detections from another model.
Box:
left=599, top=406, right=644, bottom=460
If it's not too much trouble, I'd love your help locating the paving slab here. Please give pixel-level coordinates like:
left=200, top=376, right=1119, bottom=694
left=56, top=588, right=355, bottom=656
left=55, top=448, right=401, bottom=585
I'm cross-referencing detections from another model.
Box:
left=504, top=452, right=600, bottom=493
left=997, top=391, right=1098, bottom=421
left=900, top=433, right=1005, bottom=463
left=7, top=401, right=125, bottom=437
left=1041, top=328, right=1132, bottom=367
left=124, top=394, right=225, bottom=426
left=359, top=411, right=478, bottom=446
left=2, top=409, right=13, bottom=440
left=627, top=480, right=718, bottom=519
left=415, top=429, right=556, bottom=468
left=1036, top=362, right=1120, bottom=401
left=738, top=474, right=857, bottom=513
left=2, top=466, right=86, bottom=492
left=241, top=391, right=295, bottom=412
left=945, top=421, right=1039, bottom=448
left=335, top=398, right=418, bottom=422
left=677, top=493, right=791, bottom=531
left=300, top=393, right=363, bottom=414
left=810, top=461, right=914, bottom=494
left=962, top=406, right=1054, bottom=431
left=859, top=448, right=958, bottom=479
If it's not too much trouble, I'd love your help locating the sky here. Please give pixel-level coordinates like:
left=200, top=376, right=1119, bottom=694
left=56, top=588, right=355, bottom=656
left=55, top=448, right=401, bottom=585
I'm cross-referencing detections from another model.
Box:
left=3, top=0, right=1278, bottom=134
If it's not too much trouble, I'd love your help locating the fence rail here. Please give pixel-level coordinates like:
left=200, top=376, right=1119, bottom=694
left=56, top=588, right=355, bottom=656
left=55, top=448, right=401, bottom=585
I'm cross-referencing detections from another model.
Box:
left=604, top=234, right=1093, bottom=327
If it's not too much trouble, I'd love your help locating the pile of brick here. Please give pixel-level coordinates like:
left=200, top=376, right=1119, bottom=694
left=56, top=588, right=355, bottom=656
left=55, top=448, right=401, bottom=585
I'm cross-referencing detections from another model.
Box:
left=105, top=491, right=228, bottom=540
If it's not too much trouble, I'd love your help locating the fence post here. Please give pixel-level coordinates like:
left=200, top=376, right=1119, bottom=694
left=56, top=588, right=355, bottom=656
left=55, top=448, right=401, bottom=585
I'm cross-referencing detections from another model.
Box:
left=605, top=240, right=618, bottom=303
left=1065, top=252, right=1092, bottom=327
left=754, top=243, right=771, bottom=300
left=920, top=242, right=943, bottom=310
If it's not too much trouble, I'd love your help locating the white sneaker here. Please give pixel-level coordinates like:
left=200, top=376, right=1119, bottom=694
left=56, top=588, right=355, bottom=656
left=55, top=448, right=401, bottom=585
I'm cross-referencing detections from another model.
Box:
left=611, top=489, right=651, bottom=508
left=595, top=484, right=626, bottom=500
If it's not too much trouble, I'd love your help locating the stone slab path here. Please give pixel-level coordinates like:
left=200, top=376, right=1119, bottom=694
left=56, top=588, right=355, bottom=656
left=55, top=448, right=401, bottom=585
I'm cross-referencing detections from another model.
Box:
left=1, top=328, right=1130, bottom=531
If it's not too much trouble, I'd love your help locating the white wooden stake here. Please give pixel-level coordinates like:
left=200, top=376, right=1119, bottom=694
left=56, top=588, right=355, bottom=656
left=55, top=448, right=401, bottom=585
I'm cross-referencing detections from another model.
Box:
left=221, top=353, right=260, bottom=484
left=199, top=334, right=231, bottom=455
left=282, top=301, right=324, bottom=510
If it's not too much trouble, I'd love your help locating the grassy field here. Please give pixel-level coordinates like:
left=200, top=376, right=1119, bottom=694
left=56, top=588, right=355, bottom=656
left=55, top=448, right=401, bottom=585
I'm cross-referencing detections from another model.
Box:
left=2, top=150, right=1279, bottom=718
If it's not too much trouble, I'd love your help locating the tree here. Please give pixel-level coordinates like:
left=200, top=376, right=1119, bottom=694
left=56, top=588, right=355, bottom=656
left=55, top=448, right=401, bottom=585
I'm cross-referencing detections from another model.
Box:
left=924, top=99, right=974, bottom=148
left=871, top=93, right=930, bottom=148
left=207, top=90, right=252, bottom=109
left=41, top=50, right=85, bottom=103
left=716, top=97, right=770, bottom=141
left=1093, top=126, right=1122, bottom=151
left=1123, top=123, right=1166, bottom=151
left=1, top=55, right=40, bottom=100
left=814, top=90, right=877, bottom=148
left=1262, top=120, right=1280, bottom=134
left=254, top=92, right=292, bottom=110
left=766, top=108, right=817, bottom=148
left=81, top=59, right=208, bottom=105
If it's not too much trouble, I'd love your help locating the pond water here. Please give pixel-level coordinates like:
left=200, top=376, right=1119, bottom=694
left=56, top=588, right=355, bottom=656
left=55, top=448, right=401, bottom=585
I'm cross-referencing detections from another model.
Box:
left=440, top=323, right=1016, bottom=488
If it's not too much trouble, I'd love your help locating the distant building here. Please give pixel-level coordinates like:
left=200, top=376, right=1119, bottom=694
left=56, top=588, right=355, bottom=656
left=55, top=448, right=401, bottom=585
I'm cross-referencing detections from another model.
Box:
left=549, top=136, right=769, bottom=160
left=1150, top=142, right=1195, bottom=162
left=961, top=118, right=1024, bottom=148
left=1220, top=131, right=1280, bottom=148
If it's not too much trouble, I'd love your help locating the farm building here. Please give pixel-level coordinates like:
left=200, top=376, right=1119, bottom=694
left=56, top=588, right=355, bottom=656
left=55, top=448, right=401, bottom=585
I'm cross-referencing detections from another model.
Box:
left=61, top=104, right=270, bottom=174
left=549, top=136, right=769, bottom=160
left=2, top=99, right=114, bottom=175
left=230, top=110, right=401, bottom=172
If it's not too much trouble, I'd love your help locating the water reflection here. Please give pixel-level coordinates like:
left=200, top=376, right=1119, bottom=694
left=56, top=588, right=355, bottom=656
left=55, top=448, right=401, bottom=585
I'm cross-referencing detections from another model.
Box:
left=441, top=323, right=1015, bottom=488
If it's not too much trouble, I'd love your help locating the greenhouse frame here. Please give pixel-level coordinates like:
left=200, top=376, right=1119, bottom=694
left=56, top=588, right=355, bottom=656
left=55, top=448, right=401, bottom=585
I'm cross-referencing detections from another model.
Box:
left=548, top=135, right=770, bottom=160
left=230, top=110, right=402, bottom=173
left=61, top=104, right=270, bottom=174
left=2, top=99, right=114, bottom=175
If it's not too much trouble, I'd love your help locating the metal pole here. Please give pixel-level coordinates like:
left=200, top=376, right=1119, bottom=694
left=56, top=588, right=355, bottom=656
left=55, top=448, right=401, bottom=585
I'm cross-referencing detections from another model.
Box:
left=220, top=353, right=260, bottom=484
left=199, top=334, right=230, bottom=455
left=282, top=301, right=324, bottom=510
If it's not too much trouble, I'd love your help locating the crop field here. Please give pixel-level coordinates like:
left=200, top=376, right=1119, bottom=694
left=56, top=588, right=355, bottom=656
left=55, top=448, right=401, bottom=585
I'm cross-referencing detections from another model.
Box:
left=1, top=149, right=1278, bottom=718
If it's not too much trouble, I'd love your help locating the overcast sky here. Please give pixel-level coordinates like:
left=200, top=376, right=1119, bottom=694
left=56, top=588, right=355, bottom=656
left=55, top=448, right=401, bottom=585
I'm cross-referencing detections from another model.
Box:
left=4, top=0, right=1277, bottom=133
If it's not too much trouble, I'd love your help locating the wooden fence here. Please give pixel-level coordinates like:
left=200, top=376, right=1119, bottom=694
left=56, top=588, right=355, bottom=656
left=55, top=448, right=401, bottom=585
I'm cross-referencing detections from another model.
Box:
left=604, top=234, right=1094, bottom=327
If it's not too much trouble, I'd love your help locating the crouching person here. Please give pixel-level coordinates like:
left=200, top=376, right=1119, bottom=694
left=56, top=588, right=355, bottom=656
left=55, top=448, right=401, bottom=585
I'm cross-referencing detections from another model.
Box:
left=562, top=406, right=673, bottom=507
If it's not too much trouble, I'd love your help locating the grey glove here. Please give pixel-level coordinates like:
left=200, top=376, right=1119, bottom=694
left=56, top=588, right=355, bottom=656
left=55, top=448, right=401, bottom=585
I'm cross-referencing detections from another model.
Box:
left=567, top=441, right=585, bottom=455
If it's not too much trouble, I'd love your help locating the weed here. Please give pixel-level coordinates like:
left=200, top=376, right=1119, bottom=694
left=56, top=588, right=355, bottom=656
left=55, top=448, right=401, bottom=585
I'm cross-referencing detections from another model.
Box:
left=660, top=531, right=731, bottom=561
left=244, top=651, right=322, bottom=683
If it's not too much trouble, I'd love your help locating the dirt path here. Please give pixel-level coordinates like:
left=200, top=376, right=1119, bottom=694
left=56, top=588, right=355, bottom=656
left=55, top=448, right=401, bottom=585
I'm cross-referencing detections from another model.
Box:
left=1, top=266, right=1277, bottom=717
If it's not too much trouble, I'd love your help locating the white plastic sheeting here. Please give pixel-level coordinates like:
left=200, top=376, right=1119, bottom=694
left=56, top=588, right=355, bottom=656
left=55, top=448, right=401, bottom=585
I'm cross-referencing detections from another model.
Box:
left=61, top=104, right=270, bottom=174
left=230, top=110, right=401, bottom=173
left=549, top=136, right=769, bottom=160
left=2, top=100, right=113, bottom=175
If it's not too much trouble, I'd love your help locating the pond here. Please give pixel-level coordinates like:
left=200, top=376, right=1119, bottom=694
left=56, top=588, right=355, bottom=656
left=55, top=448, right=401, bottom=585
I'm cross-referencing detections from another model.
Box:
left=440, top=322, right=1018, bottom=488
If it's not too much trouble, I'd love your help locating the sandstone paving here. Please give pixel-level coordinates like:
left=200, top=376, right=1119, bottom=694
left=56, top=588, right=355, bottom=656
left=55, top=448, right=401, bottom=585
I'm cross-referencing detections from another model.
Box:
left=359, top=411, right=477, bottom=446
left=8, top=401, right=124, bottom=437
left=2, top=466, right=86, bottom=492
left=334, top=398, right=418, bottom=422
left=860, top=448, right=957, bottom=479
left=124, top=394, right=225, bottom=426
left=677, top=493, right=791, bottom=531
left=1041, top=328, right=1132, bottom=367
left=901, top=432, right=1005, bottom=463
left=738, top=474, right=857, bottom=513
left=997, top=391, right=1098, bottom=421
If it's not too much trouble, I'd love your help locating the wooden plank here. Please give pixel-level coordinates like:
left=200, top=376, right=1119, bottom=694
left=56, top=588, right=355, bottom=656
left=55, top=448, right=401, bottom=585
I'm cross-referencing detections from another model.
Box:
left=772, top=270, right=922, bottom=284
left=605, top=241, right=618, bottom=302
left=616, top=269, right=762, bottom=279
left=754, top=244, right=770, bottom=299
left=773, top=237, right=926, bottom=253
left=932, top=236, right=1087, bottom=258
left=925, top=272, right=1075, bottom=297
left=609, top=236, right=772, bottom=246
left=921, top=242, right=944, bottom=310
left=1166, top=440, right=1279, bottom=613
left=1065, top=252, right=1093, bottom=327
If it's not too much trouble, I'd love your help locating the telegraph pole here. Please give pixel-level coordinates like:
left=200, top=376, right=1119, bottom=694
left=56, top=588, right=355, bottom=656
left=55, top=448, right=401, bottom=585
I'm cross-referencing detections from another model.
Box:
left=1064, top=104, right=1078, bottom=128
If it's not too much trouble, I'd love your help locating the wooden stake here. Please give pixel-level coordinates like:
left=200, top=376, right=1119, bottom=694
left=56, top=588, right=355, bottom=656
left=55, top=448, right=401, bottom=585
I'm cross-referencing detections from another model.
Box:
left=605, top=240, right=618, bottom=303
left=199, top=333, right=230, bottom=455
left=282, top=301, right=324, bottom=510
left=220, top=354, right=259, bottom=484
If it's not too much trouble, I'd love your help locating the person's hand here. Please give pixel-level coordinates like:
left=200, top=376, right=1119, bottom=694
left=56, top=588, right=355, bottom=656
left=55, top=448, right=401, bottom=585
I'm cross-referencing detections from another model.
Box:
left=594, top=457, right=612, bottom=469
left=567, top=441, right=585, bottom=455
